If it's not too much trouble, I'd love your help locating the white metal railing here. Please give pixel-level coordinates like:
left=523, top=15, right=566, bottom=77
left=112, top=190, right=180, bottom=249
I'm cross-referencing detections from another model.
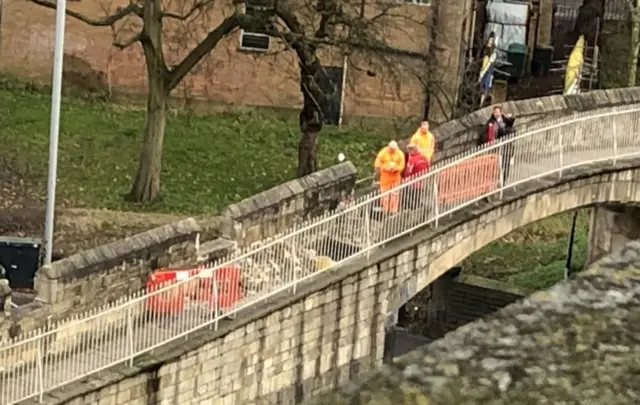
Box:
left=2, top=105, right=640, bottom=404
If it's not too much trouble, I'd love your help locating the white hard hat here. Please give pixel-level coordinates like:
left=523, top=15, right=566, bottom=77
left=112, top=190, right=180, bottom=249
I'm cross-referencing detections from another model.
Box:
left=388, top=141, right=398, bottom=149
left=338, top=152, right=345, bottom=162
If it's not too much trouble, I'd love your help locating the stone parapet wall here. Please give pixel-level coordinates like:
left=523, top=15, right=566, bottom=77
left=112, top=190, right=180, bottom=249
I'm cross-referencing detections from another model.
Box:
left=431, top=87, right=640, bottom=162
left=0, top=219, right=201, bottom=342
left=222, top=162, right=357, bottom=246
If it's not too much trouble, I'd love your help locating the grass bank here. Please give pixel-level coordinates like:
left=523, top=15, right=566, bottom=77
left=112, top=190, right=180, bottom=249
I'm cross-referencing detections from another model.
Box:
left=0, top=80, right=392, bottom=214
left=463, top=210, right=589, bottom=293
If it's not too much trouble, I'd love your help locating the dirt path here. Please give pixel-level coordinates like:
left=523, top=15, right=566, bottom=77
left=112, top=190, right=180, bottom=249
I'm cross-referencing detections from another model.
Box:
left=0, top=157, right=193, bottom=256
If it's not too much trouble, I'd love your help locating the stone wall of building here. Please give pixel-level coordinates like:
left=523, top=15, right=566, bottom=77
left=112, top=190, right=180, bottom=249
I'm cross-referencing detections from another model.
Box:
left=17, top=160, right=640, bottom=405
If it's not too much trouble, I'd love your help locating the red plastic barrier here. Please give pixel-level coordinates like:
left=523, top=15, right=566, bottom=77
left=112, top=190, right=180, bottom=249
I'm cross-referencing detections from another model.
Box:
left=145, top=265, right=243, bottom=314
left=214, top=266, right=243, bottom=309
left=145, top=269, right=187, bottom=313
left=436, top=154, right=500, bottom=204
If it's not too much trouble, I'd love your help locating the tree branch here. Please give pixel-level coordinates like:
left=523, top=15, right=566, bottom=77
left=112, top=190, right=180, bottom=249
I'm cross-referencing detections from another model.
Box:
left=27, top=0, right=142, bottom=26
left=114, top=32, right=142, bottom=49
left=166, top=13, right=242, bottom=91
left=161, top=0, right=214, bottom=20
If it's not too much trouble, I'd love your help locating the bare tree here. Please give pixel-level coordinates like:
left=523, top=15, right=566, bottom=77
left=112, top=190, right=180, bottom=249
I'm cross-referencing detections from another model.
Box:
left=28, top=0, right=259, bottom=202
left=627, top=0, right=640, bottom=86
left=255, top=0, right=429, bottom=176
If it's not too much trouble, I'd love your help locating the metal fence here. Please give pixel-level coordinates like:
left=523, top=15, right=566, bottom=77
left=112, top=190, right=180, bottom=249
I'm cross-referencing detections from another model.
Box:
left=2, top=105, right=640, bottom=404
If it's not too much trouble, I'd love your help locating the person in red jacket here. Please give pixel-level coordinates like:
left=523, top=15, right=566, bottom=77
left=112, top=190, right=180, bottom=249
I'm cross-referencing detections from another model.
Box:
left=402, top=144, right=430, bottom=209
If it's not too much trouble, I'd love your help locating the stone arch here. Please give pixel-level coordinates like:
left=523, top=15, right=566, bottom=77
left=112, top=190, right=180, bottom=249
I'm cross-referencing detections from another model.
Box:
left=387, top=162, right=640, bottom=313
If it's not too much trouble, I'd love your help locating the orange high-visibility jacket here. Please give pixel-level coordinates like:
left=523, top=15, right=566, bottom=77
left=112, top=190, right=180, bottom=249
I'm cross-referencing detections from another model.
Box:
left=410, top=130, right=436, bottom=161
left=374, top=146, right=405, bottom=175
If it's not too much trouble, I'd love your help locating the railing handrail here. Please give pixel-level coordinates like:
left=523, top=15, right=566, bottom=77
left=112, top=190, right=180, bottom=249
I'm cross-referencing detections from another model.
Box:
left=3, top=104, right=640, bottom=405
left=2, top=104, right=639, bottom=349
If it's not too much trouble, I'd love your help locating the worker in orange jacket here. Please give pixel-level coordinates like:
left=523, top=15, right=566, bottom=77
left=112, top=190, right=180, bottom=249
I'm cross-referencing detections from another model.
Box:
left=374, top=141, right=405, bottom=214
left=410, top=120, right=436, bottom=163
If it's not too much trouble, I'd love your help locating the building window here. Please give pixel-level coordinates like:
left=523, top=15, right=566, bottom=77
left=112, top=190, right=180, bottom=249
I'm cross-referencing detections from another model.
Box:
left=239, top=0, right=271, bottom=52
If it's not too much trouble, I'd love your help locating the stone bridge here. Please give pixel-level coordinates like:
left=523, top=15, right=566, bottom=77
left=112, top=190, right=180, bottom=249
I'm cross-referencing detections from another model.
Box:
left=3, top=102, right=640, bottom=405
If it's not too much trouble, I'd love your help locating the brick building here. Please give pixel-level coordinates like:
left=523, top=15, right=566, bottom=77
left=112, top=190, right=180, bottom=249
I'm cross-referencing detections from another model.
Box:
left=0, top=0, right=473, bottom=121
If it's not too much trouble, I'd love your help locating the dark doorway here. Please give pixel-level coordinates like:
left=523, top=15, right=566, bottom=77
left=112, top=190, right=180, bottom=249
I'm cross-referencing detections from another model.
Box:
left=318, top=65, right=344, bottom=126
left=0, top=237, right=42, bottom=290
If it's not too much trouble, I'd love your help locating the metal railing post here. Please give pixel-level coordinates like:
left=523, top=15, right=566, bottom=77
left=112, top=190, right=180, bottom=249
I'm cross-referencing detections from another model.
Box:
left=36, top=338, right=44, bottom=403
left=498, top=145, right=505, bottom=200
left=126, top=307, right=134, bottom=366
left=212, top=272, right=220, bottom=330
left=433, top=178, right=440, bottom=228
left=290, top=237, right=299, bottom=294
left=365, top=205, right=372, bottom=260
left=612, top=120, right=618, bottom=165
left=291, top=258, right=298, bottom=295
left=558, top=132, right=564, bottom=178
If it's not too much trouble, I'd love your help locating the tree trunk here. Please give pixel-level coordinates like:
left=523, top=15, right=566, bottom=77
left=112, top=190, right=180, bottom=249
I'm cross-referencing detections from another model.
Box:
left=629, top=7, right=640, bottom=87
left=126, top=0, right=168, bottom=203
left=126, top=70, right=167, bottom=202
left=297, top=58, right=324, bottom=177
left=298, top=128, right=318, bottom=177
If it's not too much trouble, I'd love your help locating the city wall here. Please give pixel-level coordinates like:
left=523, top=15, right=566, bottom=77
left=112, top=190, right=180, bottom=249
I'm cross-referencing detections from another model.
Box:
left=16, top=162, right=640, bottom=405
left=0, top=162, right=358, bottom=342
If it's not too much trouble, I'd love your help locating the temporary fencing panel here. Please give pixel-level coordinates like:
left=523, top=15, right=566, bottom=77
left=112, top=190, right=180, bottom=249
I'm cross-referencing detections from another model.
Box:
left=436, top=153, right=500, bottom=203
left=145, top=265, right=243, bottom=314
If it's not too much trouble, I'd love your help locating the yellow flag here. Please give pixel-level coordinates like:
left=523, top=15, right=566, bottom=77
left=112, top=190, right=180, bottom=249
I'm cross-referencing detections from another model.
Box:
left=564, top=36, right=585, bottom=95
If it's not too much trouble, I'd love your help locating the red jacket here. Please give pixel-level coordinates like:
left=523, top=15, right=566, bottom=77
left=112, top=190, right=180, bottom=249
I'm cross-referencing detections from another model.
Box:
left=403, top=151, right=430, bottom=187
left=486, top=122, right=497, bottom=144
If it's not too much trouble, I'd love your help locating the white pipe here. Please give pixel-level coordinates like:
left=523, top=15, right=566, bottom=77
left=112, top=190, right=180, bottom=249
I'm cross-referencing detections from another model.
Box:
left=43, top=0, right=67, bottom=265
left=338, top=55, right=348, bottom=128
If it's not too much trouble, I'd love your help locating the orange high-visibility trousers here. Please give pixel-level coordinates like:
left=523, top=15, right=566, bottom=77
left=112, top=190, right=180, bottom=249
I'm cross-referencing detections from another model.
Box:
left=379, top=173, right=401, bottom=213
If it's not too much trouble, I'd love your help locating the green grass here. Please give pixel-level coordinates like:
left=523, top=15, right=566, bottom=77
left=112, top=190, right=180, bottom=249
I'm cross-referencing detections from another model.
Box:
left=462, top=210, right=589, bottom=293
left=0, top=82, right=393, bottom=214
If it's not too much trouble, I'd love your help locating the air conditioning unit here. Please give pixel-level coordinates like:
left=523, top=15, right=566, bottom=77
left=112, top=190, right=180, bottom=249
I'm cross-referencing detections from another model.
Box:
left=239, top=30, right=270, bottom=52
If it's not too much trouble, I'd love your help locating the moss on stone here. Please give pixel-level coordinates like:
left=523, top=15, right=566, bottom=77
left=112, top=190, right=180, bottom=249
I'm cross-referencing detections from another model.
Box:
left=305, top=241, right=640, bottom=404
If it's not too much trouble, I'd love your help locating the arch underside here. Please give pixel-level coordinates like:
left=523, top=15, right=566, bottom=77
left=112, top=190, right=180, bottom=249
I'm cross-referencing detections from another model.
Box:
left=384, top=160, right=640, bottom=313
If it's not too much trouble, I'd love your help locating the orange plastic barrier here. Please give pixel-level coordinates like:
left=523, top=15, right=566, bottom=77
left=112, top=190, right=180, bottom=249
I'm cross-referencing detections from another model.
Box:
left=145, top=265, right=243, bottom=314
left=215, top=266, right=243, bottom=309
left=145, top=268, right=192, bottom=314
left=436, top=154, right=500, bottom=204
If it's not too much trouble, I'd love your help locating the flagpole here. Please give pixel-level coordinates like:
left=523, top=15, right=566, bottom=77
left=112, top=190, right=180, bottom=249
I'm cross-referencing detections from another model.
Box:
left=43, top=0, right=67, bottom=265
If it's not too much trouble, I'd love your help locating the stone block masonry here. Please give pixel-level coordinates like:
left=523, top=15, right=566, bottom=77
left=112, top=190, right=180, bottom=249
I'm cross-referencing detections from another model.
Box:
left=431, top=87, right=640, bottom=162
left=222, top=162, right=357, bottom=246
left=586, top=204, right=640, bottom=266
left=17, top=262, right=391, bottom=405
